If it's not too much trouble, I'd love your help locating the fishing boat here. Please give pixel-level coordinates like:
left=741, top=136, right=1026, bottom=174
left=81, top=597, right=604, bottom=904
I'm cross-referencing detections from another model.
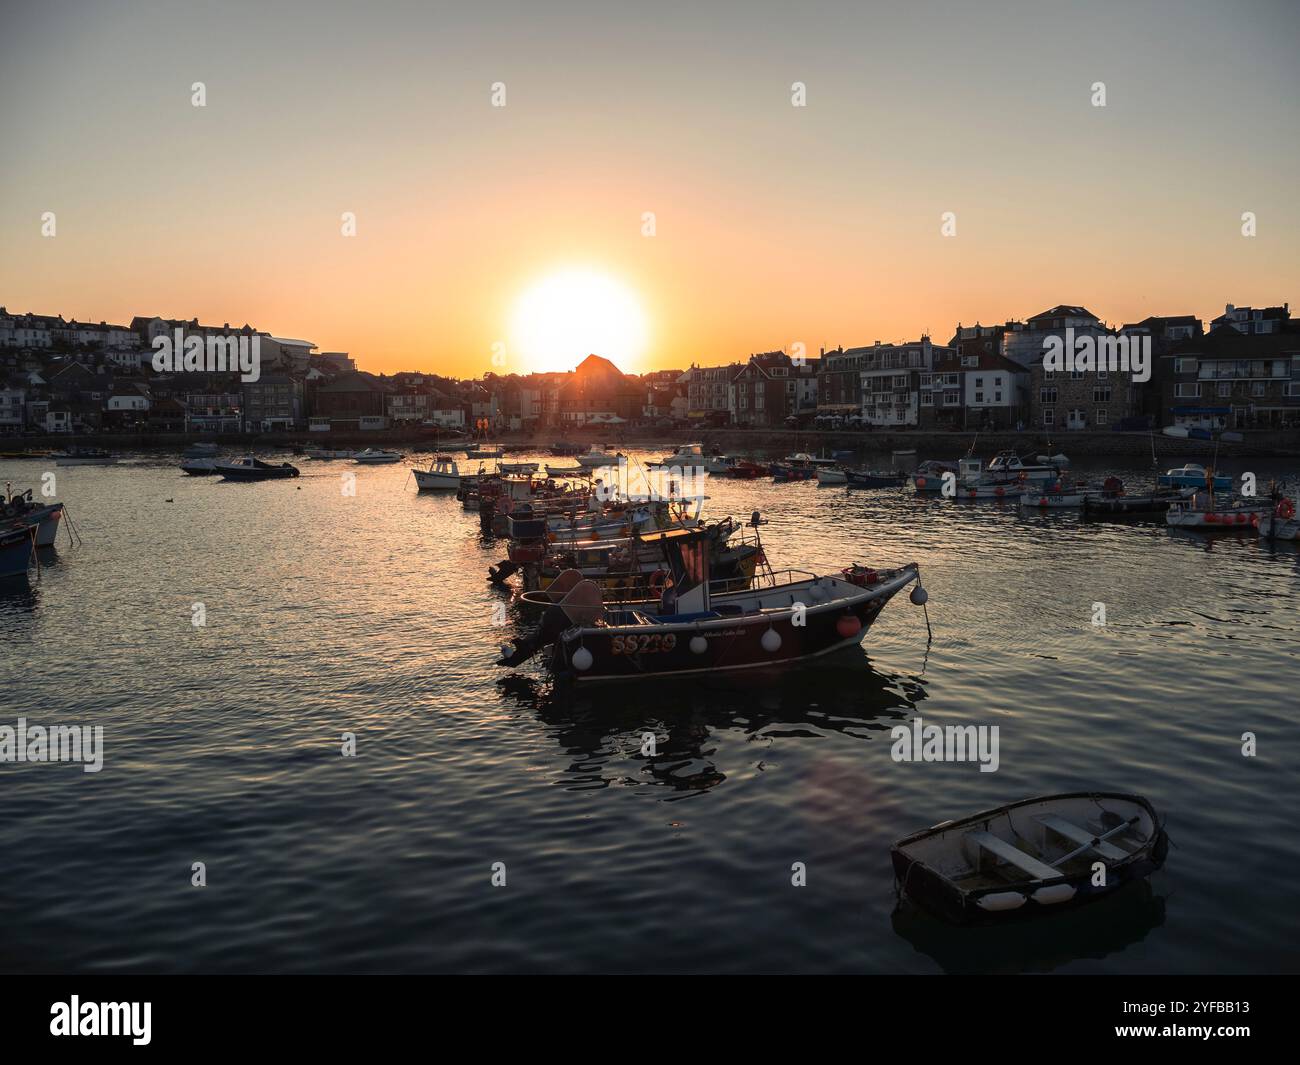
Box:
left=0, top=524, right=35, bottom=578
left=576, top=445, right=623, bottom=469
left=815, top=467, right=848, bottom=485
left=180, top=458, right=219, bottom=475
left=412, top=455, right=461, bottom=490
left=465, top=443, right=505, bottom=459
left=846, top=469, right=907, bottom=488
left=705, top=454, right=738, bottom=475
left=910, top=460, right=960, bottom=493
left=891, top=792, right=1167, bottom=925
left=53, top=447, right=118, bottom=466
left=352, top=448, right=402, bottom=464
left=950, top=458, right=1021, bottom=500
left=1165, top=485, right=1269, bottom=531
left=1258, top=497, right=1300, bottom=540
left=2, top=488, right=64, bottom=547
left=215, top=457, right=300, bottom=481
left=499, top=525, right=924, bottom=681
left=771, top=453, right=835, bottom=481
left=1159, top=463, right=1232, bottom=491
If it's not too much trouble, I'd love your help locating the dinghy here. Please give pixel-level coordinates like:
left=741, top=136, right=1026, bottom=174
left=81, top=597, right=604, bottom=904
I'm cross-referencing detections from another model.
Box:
left=892, top=792, right=1167, bottom=924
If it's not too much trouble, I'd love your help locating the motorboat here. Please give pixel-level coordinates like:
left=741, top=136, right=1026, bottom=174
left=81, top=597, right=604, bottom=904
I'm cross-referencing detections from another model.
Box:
left=727, top=459, right=769, bottom=479
left=53, top=447, right=118, bottom=466
left=705, top=455, right=738, bottom=475
left=910, top=460, right=959, bottom=493
left=1082, top=478, right=1186, bottom=521
left=653, top=443, right=706, bottom=469
left=1, top=523, right=35, bottom=578
left=1158, top=463, right=1232, bottom=491
left=180, top=458, right=219, bottom=475
left=771, top=453, right=835, bottom=481
left=892, top=792, right=1167, bottom=924
left=815, top=467, right=848, bottom=485
left=576, top=445, right=624, bottom=469
left=352, top=449, right=403, bottom=464
left=499, top=525, right=924, bottom=681
left=985, top=451, right=1066, bottom=483
left=413, top=455, right=461, bottom=490
left=2, top=488, right=64, bottom=547
left=215, top=457, right=301, bottom=481
left=465, top=443, right=505, bottom=459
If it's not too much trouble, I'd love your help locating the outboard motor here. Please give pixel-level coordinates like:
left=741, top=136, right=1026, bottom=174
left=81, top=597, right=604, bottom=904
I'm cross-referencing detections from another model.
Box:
left=488, top=559, right=519, bottom=584
left=498, top=604, right=570, bottom=666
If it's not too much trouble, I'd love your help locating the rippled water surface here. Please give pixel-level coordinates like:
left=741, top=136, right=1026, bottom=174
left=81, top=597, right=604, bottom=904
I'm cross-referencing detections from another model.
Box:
left=2, top=447, right=1298, bottom=973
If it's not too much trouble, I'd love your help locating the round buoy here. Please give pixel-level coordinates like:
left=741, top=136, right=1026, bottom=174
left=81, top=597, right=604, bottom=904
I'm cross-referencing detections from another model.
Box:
left=500, top=643, right=515, bottom=659
left=1236, top=512, right=1246, bottom=524
left=916, top=476, right=926, bottom=489
left=910, top=585, right=928, bottom=606
left=836, top=614, right=862, bottom=638
left=689, top=635, right=708, bottom=654
left=761, top=628, right=781, bottom=653
left=572, top=646, right=593, bottom=671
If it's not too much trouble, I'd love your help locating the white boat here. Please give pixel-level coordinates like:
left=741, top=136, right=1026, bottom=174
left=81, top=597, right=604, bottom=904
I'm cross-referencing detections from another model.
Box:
left=815, top=467, right=848, bottom=485
left=465, top=443, right=505, bottom=459
left=577, top=445, right=623, bottom=469
left=985, top=450, right=1065, bottom=483
left=1158, top=463, right=1232, bottom=491
left=53, top=448, right=118, bottom=466
left=352, top=448, right=402, bottom=464
left=705, top=455, right=736, bottom=475
left=653, top=443, right=706, bottom=468
left=180, top=458, right=219, bottom=475
left=1258, top=497, right=1300, bottom=541
left=1166, top=489, right=1269, bottom=531
left=413, top=455, right=461, bottom=490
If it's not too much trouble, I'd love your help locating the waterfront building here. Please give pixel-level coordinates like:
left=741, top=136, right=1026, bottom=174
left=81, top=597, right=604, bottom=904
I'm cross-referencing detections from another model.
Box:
left=858, top=337, right=952, bottom=427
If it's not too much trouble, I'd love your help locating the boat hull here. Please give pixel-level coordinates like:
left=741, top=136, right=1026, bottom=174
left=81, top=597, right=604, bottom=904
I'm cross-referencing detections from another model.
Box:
left=552, top=570, right=915, bottom=682
left=413, top=470, right=459, bottom=490
left=1166, top=506, right=1267, bottom=531
left=0, top=526, right=35, bottom=577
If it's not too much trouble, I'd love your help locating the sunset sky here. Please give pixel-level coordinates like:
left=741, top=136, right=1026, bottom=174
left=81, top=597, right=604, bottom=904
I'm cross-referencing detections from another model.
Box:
left=2, top=0, right=1297, bottom=377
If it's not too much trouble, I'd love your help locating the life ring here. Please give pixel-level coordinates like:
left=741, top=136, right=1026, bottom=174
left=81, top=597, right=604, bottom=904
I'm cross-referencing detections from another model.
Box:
left=1276, top=498, right=1296, bottom=520
left=648, top=570, right=669, bottom=594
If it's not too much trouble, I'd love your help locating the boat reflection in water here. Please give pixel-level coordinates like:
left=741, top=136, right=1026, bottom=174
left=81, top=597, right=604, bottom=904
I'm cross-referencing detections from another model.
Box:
left=892, top=878, right=1167, bottom=974
left=495, top=648, right=928, bottom=796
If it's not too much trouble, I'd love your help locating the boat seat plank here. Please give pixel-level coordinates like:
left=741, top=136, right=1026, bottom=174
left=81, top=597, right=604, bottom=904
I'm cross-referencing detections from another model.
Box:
left=1035, top=813, right=1128, bottom=861
left=966, top=830, right=1061, bottom=881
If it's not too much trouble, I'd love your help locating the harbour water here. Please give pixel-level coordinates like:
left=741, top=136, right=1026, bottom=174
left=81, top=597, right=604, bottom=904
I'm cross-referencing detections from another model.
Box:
left=2, top=450, right=1298, bottom=973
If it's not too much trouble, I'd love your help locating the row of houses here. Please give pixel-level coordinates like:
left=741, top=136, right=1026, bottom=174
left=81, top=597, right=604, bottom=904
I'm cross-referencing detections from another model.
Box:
left=676, top=302, right=1299, bottom=433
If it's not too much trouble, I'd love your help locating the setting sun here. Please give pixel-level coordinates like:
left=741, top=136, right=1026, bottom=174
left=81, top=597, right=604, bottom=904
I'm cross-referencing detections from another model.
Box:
left=508, top=269, right=648, bottom=374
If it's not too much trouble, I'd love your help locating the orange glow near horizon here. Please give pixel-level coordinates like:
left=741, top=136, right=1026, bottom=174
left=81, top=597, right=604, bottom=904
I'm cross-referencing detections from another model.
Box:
left=1, top=4, right=1298, bottom=380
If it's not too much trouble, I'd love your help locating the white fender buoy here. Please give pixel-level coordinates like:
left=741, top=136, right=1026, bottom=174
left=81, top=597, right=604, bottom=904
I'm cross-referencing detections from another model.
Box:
left=976, top=891, right=1026, bottom=912
left=910, top=585, right=928, bottom=606
left=761, top=628, right=781, bottom=653
left=571, top=646, right=593, bottom=671
left=689, top=635, right=708, bottom=654
left=1032, top=883, right=1077, bottom=906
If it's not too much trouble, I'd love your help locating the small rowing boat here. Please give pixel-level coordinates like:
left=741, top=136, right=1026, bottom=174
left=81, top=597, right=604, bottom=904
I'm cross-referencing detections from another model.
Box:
left=892, top=792, right=1167, bottom=924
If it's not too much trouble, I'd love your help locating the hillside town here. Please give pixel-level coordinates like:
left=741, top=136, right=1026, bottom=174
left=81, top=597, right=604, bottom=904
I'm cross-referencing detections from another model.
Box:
left=1, top=302, right=1296, bottom=438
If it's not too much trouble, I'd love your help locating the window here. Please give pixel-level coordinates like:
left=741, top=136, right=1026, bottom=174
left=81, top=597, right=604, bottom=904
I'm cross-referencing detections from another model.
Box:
left=1252, top=381, right=1266, bottom=397
left=1093, top=386, right=1111, bottom=402
left=944, top=392, right=960, bottom=406
left=1096, top=408, right=1108, bottom=426
left=1070, top=371, right=1085, bottom=380
left=920, top=392, right=934, bottom=406
left=1217, top=382, right=1231, bottom=397
left=1175, top=383, right=1200, bottom=398
left=1040, top=387, right=1057, bottom=404
left=1044, top=369, right=1055, bottom=380
left=1174, top=357, right=1199, bottom=375
left=962, top=356, right=978, bottom=368
left=974, top=377, right=984, bottom=388
left=892, top=375, right=908, bottom=389
left=974, top=392, right=984, bottom=403
left=1043, top=408, right=1054, bottom=426
left=994, top=392, right=1003, bottom=402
